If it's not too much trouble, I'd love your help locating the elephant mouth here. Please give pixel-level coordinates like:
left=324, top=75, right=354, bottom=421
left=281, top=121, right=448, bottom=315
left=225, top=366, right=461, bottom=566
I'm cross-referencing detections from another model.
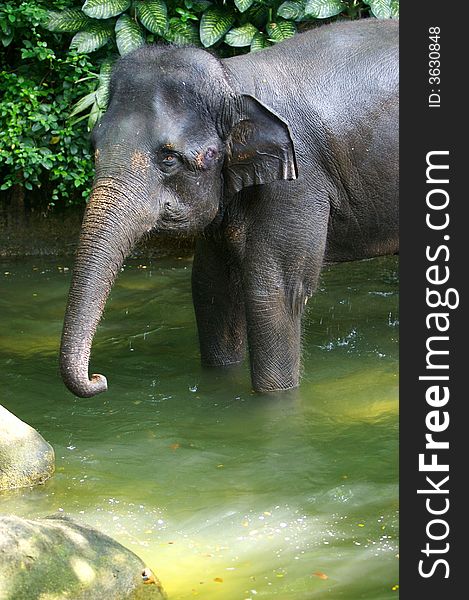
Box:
left=161, top=204, right=187, bottom=224
left=155, top=201, right=219, bottom=235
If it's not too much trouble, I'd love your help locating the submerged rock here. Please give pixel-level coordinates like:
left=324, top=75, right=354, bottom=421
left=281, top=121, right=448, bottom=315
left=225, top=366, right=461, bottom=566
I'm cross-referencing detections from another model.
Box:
left=0, top=515, right=166, bottom=599
left=0, top=405, right=55, bottom=490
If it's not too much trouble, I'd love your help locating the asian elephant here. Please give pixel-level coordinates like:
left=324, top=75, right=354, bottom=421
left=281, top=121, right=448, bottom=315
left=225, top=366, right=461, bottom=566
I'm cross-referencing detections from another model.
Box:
left=60, top=18, right=398, bottom=398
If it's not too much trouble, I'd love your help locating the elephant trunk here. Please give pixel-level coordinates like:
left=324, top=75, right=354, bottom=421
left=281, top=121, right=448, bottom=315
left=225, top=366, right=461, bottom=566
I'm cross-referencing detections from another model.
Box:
left=60, top=180, right=154, bottom=398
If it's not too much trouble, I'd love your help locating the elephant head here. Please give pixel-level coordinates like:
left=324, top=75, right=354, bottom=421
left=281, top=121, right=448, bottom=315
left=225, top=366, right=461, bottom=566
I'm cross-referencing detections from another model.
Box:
left=60, top=45, right=297, bottom=398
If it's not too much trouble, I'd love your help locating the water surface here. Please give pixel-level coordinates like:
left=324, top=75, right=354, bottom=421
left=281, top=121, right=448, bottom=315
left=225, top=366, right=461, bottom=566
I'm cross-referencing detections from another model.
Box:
left=0, top=255, right=399, bottom=599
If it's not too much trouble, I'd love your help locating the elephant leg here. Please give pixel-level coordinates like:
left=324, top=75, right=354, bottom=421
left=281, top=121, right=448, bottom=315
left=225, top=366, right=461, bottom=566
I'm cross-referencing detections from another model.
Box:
left=192, top=237, right=247, bottom=366
left=243, top=197, right=330, bottom=392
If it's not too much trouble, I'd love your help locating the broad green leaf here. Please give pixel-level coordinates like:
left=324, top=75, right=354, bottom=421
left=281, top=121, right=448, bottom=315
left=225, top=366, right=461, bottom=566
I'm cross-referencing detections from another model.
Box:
left=245, top=4, right=269, bottom=29
left=88, top=101, right=102, bottom=131
left=166, top=20, right=199, bottom=45
left=390, top=0, right=399, bottom=18
left=98, top=58, right=115, bottom=86
left=234, top=0, right=254, bottom=13
left=115, top=14, right=146, bottom=55
left=200, top=7, right=235, bottom=47
left=70, top=22, right=114, bottom=53
left=304, top=0, right=344, bottom=19
left=364, top=0, right=392, bottom=19
left=70, top=58, right=115, bottom=131
left=225, top=23, right=258, bottom=47
left=137, top=0, right=168, bottom=36
left=1, top=20, right=11, bottom=37
left=45, top=9, right=91, bottom=33
left=277, top=0, right=305, bottom=20
left=266, top=20, right=296, bottom=43
left=2, top=32, right=14, bottom=47
left=69, top=91, right=97, bottom=118
left=250, top=31, right=272, bottom=52
left=82, top=0, right=131, bottom=20
left=96, top=58, right=115, bottom=108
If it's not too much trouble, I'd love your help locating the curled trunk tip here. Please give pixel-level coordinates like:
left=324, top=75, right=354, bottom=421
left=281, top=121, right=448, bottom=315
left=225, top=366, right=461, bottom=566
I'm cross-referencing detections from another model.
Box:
left=88, top=373, right=108, bottom=397
left=70, top=374, right=108, bottom=399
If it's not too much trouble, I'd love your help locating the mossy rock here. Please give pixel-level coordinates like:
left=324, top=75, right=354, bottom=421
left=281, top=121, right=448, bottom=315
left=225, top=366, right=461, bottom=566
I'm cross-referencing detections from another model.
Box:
left=0, top=515, right=166, bottom=599
left=0, top=405, right=55, bottom=491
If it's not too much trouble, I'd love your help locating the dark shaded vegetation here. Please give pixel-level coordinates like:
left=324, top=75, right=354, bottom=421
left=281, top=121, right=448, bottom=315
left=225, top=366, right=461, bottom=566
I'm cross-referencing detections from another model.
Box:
left=0, top=0, right=398, bottom=214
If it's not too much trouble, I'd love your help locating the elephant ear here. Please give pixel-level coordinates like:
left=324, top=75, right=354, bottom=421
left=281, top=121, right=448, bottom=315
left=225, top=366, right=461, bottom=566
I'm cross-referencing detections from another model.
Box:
left=223, top=95, right=298, bottom=198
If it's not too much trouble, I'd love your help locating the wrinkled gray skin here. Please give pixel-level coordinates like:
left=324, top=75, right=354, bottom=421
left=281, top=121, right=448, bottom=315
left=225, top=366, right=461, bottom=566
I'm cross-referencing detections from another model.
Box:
left=60, top=19, right=398, bottom=397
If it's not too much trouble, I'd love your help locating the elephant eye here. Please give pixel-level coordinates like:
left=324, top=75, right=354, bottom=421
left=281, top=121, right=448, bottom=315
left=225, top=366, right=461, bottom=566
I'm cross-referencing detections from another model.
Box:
left=158, top=147, right=181, bottom=170
left=162, top=154, right=177, bottom=165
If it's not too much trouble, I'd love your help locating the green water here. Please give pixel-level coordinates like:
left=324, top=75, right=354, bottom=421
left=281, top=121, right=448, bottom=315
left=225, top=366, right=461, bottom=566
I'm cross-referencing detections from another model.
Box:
left=0, top=255, right=399, bottom=599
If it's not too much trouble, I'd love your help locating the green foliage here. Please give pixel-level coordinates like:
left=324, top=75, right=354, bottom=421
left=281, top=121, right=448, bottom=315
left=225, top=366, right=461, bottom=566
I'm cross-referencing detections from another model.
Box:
left=225, top=22, right=258, bottom=47
left=82, top=0, right=132, bottom=20
left=70, top=20, right=114, bottom=52
left=304, top=0, right=345, bottom=20
left=0, top=1, right=96, bottom=206
left=39, top=0, right=399, bottom=131
left=200, top=7, right=236, bottom=47
left=166, top=19, right=199, bottom=45
left=277, top=1, right=305, bottom=21
left=266, top=19, right=297, bottom=42
left=250, top=31, right=272, bottom=52
left=45, top=8, right=92, bottom=33
left=234, top=0, right=255, bottom=13
left=137, top=0, right=168, bottom=36
left=115, top=13, right=146, bottom=54
left=42, top=0, right=399, bottom=58
left=364, top=0, right=396, bottom=19
left=69, top=58, right=114, bottom=130
left=1, top=0, right=398, bottom=209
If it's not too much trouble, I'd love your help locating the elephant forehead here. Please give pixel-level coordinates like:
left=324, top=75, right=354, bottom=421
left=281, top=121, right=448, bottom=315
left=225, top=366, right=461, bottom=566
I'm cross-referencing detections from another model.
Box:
left=94, top=80, right=220, bottom=160
left=152, top=83, right=211, bottom=123
left=152, top=112, right=200, bottom=144
left=150, top=96, right=218, bottom=147
left=93, top=110, right=149, bottom=145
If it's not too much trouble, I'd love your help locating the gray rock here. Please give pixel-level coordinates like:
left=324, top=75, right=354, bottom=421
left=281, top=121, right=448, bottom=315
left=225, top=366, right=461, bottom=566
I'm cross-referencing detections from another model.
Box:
left=0, top=405, right=55, bottom=491
left=0, top=515, right=166, bottom=599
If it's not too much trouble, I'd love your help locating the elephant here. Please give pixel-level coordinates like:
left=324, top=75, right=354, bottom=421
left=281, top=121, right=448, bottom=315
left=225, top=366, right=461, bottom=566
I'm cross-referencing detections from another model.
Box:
left=60, top=18, right=398, bottom=398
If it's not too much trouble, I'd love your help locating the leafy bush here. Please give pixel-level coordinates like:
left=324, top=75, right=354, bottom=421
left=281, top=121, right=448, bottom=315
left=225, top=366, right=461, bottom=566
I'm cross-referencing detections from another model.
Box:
left=45, top=0, right=398, bottom=131
left=0, top=1, right=97, bottom=206
left=47, top=0, right=399, bottom=54
left=46, top=1, right=399, bottom=54
left=1, top=0, right=398, bottom=209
